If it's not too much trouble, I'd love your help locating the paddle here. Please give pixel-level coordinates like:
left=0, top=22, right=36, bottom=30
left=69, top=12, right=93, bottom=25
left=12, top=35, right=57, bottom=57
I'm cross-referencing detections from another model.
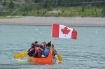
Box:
left=57, top=53, right=62, bottom=63
left=14, top=51, right=28, bottom=59
left=28, top=57, right=32, bottom=62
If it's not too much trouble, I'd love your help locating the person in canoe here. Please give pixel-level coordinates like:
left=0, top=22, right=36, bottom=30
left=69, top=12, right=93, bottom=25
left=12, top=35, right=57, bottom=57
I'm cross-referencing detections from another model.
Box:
left=27, top=41, right=39, bottom=57
left=28, top=41, right=57, bottom=58
left=33, top=45, right=42, bottom=57
left=41, top=41, right=46, bottom=50
left=43, top=41, right=57, bottom=57
left=27, top=43, right=35, bottom=57
left=32, top=41, right=51, bottom=58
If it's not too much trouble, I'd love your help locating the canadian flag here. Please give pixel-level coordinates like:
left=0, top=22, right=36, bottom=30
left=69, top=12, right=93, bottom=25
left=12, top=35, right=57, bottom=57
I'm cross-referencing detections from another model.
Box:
left=52, top=24, right=77, bottom=39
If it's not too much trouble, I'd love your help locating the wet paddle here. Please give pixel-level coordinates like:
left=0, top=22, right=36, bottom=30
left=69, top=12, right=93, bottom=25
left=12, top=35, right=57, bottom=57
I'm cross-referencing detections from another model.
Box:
left=57, top=53, right=62, bottom=63
left=28, top=57, right=32, bottom=62
left=14, top=51, right=28, bottom=59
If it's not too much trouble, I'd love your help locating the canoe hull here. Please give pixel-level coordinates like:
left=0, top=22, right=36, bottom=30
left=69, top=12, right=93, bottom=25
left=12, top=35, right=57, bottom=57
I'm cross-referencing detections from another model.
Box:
left=30, top=48, right=55, bottom=64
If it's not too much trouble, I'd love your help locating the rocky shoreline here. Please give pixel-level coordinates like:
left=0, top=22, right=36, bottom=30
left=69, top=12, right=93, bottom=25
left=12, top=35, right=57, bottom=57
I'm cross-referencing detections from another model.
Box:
left=0, top=16, right=105, bottom=27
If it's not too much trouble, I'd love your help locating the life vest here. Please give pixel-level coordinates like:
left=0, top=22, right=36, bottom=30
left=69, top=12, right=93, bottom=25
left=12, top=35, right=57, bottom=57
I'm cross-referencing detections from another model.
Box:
left=35, top=47, right=41, bottom=57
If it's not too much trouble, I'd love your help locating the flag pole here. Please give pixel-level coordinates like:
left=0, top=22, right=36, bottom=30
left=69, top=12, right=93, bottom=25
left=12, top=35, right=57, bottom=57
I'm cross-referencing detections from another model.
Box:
left=51, top=24, right=53, bottom=48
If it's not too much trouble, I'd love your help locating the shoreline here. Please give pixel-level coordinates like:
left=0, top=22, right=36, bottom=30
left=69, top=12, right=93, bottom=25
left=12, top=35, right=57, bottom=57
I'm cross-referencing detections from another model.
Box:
left=0, top=16, right=105, bottom=27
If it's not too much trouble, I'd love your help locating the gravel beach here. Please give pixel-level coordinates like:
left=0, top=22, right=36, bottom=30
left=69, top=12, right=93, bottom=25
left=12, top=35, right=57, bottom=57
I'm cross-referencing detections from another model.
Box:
left=0, top=16, right=105, bottom=26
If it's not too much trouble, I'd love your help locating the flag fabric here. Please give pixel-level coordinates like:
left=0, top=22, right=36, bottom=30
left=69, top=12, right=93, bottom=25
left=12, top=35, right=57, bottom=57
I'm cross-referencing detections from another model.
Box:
left=52, top=24, right=77, bottom=39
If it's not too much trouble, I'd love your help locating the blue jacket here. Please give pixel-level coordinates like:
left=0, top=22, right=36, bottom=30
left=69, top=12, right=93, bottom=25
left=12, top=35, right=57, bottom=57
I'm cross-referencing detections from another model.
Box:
left=44, top=48, right=50, bottom=56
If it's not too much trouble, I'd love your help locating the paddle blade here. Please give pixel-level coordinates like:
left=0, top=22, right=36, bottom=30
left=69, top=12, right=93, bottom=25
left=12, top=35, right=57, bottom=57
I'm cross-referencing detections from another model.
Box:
left=28, top=57, right=32, bottom=62
left=57, top=53, right=62, bottom=63
left=14, top=51, right=28, bottom=59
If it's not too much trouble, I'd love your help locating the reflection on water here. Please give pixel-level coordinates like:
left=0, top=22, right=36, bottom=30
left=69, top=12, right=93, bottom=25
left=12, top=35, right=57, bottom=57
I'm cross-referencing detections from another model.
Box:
left=0, top=25, right=105, bottom=69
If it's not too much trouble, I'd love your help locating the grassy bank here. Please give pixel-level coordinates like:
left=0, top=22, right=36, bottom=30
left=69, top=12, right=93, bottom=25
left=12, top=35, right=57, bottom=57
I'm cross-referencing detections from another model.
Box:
left=0, top=6, right=104, bottom=17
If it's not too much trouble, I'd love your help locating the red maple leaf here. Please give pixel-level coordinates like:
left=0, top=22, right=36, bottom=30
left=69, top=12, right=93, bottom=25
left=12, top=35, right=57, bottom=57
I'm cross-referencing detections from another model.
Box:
left=61, top=27, right=70, bottom=35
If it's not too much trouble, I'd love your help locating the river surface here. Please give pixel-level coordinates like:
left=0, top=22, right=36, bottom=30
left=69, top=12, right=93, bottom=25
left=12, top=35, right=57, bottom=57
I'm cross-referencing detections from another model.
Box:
left=0, top=25, right=105, bottom=69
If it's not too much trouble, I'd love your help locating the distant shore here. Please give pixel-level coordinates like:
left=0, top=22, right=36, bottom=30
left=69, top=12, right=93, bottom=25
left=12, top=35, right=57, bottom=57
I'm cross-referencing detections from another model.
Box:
left=0, top=16, right=105, bottom=27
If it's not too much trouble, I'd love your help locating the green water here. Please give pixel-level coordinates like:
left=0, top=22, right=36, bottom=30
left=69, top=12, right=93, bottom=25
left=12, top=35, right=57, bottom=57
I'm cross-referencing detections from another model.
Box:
left=0, top=25, right=105, bottom=69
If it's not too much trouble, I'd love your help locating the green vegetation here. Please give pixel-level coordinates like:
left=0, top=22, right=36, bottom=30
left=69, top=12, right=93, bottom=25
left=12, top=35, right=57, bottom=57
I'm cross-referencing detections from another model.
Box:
left=0, top=0, right=105, bottom=17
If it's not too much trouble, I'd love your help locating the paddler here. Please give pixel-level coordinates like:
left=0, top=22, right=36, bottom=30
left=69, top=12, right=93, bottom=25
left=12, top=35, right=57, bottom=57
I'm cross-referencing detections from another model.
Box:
left=43, top=41, right=51, bottom=57
left=27, top=43, right=35, bottom=57
left=33, top=41, right=44, bottom=58
left=41, top=41, right=46, bottom=50
left=27, top=41, right=38, bottom=57
left=46, top=41, right=57, bottom=57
